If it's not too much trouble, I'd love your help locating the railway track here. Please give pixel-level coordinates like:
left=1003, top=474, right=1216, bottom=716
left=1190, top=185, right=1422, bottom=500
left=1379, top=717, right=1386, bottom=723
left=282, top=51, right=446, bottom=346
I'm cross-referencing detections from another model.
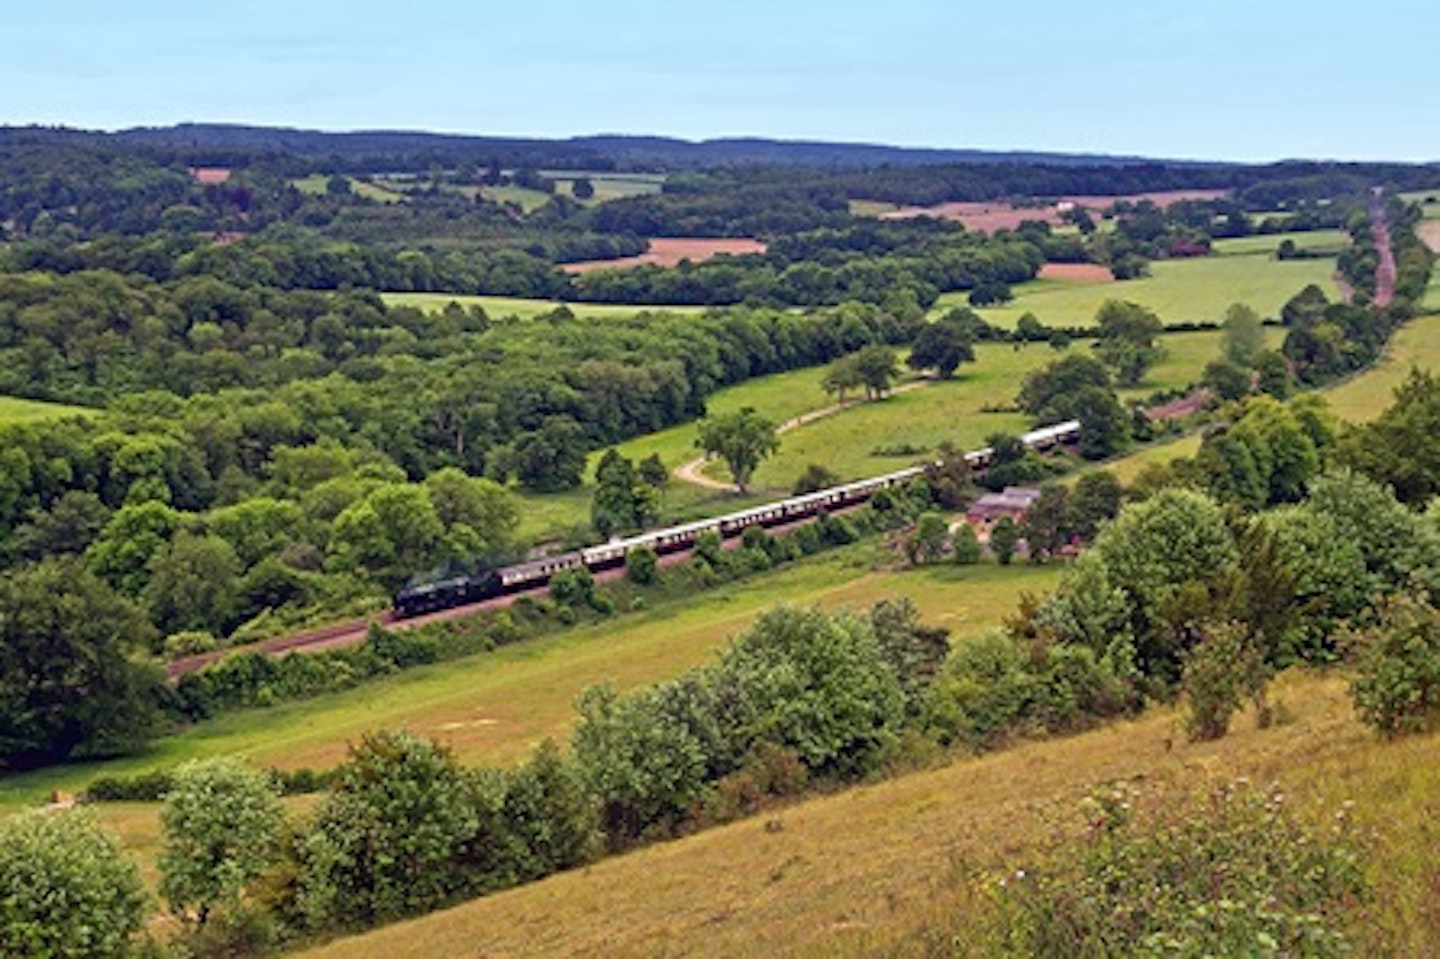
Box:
left=164, top=505, right=857, bottom=678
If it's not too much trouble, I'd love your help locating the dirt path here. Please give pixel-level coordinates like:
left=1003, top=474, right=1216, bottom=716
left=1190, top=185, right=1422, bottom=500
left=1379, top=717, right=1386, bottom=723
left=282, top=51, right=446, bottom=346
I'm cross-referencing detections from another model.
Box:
left=674, top=379, right=934, bottom=490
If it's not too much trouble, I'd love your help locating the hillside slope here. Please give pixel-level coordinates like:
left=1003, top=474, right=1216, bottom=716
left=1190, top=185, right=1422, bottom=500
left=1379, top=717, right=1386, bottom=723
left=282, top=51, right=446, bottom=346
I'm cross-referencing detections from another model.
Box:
left=297, top=672, right=1439, bottom=958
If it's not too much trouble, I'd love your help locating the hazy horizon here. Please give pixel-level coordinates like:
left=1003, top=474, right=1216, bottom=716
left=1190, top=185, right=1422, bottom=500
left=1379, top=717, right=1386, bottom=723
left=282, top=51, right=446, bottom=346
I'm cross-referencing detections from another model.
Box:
left=6, top=1, right=1436, bottom=164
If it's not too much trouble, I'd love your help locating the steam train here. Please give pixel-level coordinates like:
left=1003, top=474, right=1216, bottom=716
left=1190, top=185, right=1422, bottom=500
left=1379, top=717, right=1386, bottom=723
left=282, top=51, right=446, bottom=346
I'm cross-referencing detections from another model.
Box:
left=393, top=419, right=1081, bottom=618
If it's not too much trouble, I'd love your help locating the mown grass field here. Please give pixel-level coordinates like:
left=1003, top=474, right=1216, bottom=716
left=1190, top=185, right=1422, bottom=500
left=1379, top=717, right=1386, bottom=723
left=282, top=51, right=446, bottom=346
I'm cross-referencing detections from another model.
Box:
left=290, top=174, right=406, bottom=204
left=943, top=253, right=1339, bottom=330
left=1209, top=228, right=1348, bottom=257
left=0, top=394, right=96, bottom=424
left=700, top=328, right=1282, bottom=493
left=478, top=184, right=554, bottom=213
left=0, top=552, right=1063, bottom=815
left=541, top=171, right=666, bottom=203
left=511, top=326, right=1282, bottom=537
left=1325, top=312, right=1440, bottom=421
left=299, top=670, right=1440, bottom=959
left=380, top=292, right=705, bottom=321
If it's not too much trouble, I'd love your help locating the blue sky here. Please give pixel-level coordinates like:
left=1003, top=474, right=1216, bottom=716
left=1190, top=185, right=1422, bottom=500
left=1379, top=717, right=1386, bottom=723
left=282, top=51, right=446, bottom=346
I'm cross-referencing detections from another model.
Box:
left=5, top=1, right=1435, bottom=162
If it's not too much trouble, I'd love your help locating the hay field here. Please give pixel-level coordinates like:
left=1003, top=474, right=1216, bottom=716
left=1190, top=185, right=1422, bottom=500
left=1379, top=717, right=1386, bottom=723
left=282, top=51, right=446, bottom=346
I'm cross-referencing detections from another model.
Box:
left=299, top=670, right=1440, bottom=959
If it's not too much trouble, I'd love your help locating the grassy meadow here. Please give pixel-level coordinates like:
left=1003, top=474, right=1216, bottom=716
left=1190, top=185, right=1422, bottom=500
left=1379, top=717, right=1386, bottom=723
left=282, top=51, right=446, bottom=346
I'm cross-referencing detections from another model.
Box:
left=0, top=394, right=97, bottom=424
left=290, top=174, right=406, bottom=204
left=0, top=551, right=1063, bottom=814
left=380, top=292, right=706, bottom=321
left=946, top=253, right=1339, bottom=330
left=1209, top=228, right=1348, bottom=257
left=510, top=325, right=1284, bottom=538
left=297, top=670, right=1440, bottom=959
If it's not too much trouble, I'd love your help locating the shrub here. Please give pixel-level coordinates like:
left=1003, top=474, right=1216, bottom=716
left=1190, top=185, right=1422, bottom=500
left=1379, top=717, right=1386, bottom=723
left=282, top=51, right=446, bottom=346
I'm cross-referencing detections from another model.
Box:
left=1181, top=620, right=1267, bottom=742
left=971, top=780, right=1369, bottom=958
left=159, top=758, right=286, bottom=927
left=952, top=522, right=982, bottom=565
left=625, top=547, right=658, bottom=585
left=1343, top=590, right=1440, bottom=737
left=548, top=567, right=595, bottom=608
left=299, top=732, right=481, bottom=927
left=0, top=809, right=147, bottom=958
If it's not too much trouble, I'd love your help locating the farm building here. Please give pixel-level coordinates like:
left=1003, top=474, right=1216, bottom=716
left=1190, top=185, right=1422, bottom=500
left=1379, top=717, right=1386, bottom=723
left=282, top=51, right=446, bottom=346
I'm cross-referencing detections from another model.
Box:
left=963, top=486, right=1042, bottom=531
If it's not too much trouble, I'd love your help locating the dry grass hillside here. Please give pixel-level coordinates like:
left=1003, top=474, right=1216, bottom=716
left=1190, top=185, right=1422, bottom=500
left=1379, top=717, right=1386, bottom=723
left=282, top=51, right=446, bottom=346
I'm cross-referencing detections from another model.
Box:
left=297, top=671, right=1440, bottom=958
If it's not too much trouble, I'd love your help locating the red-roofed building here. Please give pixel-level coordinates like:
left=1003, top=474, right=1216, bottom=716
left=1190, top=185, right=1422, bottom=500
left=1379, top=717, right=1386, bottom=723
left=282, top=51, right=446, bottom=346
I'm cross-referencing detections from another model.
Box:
left=963, top=486, right=1042, bottom=532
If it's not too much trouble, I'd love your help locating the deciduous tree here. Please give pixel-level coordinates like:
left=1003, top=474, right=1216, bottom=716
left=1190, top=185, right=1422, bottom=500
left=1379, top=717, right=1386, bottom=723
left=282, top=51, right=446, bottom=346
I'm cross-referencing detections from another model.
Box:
left=695, top=407, right=779, bottom=493
left=159, top=758, right=286, bottom=926
left=0, top=809, right=147, bottom=958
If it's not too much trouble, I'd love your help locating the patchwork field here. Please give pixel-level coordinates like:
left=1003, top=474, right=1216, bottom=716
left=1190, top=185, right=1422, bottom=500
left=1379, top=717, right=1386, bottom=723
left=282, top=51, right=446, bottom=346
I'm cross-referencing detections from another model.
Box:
left=562, top=237, right=768, bottom=273
left=541, top=171, right=666, bottom=203
left=877, top=189, right=1230, bottom=232
left=951, top=253, right=1340, bottom=329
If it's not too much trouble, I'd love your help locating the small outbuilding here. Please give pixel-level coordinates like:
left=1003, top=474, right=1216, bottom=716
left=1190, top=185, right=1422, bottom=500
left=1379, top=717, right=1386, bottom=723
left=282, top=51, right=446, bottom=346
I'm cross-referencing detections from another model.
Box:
left=962, top=486, right=1042, bottom=532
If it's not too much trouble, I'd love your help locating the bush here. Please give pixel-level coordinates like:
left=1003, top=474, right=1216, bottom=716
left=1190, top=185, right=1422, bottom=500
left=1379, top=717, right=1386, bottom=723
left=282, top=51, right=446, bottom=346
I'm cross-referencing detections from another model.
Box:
left=1181, top=620, right=1267, bottom=742
left=952, top=523, right=982, bottom=565
left=971, top=780, right=1369, bottom=958
left=548, top=567, right=596, bottom=608
left=0, top=809, right=148, bottom=958
left=1344, top=590, right=1440, bottom=737
left=299, top=732, right=482, bottom=927
left=625, top=547, right=658, bottom=585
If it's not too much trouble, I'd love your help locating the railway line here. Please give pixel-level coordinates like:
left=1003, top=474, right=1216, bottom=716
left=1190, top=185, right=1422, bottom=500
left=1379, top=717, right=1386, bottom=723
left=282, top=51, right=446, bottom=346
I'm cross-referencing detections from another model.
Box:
left=167, top=419, right=1080, bottom=677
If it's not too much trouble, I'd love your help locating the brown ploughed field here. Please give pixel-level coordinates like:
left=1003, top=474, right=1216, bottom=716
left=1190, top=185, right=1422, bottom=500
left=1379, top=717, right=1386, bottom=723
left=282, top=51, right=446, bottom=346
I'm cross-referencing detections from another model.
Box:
left=562, top=238, right=768, bottom=274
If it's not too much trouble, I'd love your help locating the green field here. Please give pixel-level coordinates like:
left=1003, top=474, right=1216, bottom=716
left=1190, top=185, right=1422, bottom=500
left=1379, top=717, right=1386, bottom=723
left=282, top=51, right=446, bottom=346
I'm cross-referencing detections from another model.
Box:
left=290, top=174, right=406, bottom=204
left=949, top=254, right=1339, bottom=330
left=1210, top=229, right=1348, bottom=257
left=1400, top=189, right=1440, bottom=220
left=1325, top=312, right=1440, bottom=422
left=689, top=328, right=1280, bottom=493
left=541, top=171, right=666, bottom=204
left=0, top=551, right=1063, bottom=814
left=0, top=394, right=96, bottom=424
left=478, top=184, right=554, bottom=213
left=849, top=199, right=903, bottom=217
left=381, top=292, right=706, bottom=321
left=509, top=326, right=1282, bottom=537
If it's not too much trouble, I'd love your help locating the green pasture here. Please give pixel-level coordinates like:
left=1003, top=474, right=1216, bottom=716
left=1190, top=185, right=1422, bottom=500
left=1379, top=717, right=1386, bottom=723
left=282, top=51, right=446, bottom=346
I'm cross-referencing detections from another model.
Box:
left=479, top=184, right=554, bottom=213
left=380, top=292, right=705, bottom=321
left=1210, top=229, right=1348, bottom=257
left=0, top=394, right=96, bottom=425
left=290, top=174, right=405, bottom=204
left=955, top=254, right=1339, bottom=330
left=542, top=171, right=665, bottom=203
left=0, top=551, right=1063, bottom=814
left=1399, top=190, right=1440, bottom=219
left=1325, top=312, right=1440, bottom=422
left=515, top=326, right=1279, bottom=536
left=850, top=199, right=903, bottom=217
left=1089, top=310, right=1440, bottom=485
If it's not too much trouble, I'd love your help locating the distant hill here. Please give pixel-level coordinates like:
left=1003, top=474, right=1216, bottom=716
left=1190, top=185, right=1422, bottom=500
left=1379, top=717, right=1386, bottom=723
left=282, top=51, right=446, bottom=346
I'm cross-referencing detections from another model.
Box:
left=0, top=123, right=1215, bottom=173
